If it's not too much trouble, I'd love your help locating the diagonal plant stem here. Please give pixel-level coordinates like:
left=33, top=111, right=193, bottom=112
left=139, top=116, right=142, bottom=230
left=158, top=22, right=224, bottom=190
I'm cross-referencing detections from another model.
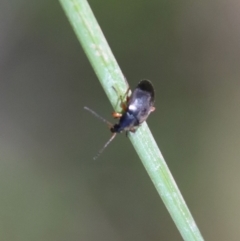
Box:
left=59, top=0, right=204, bottom=240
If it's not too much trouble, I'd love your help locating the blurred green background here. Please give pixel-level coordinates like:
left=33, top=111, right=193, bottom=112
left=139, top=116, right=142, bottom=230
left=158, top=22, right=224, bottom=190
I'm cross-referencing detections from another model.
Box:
left=1, top=0, right=240, bottom=240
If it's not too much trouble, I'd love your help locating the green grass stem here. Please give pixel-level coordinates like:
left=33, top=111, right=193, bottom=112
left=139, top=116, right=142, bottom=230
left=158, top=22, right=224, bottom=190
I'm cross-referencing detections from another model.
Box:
left=59, top=0, right=204, bottom=240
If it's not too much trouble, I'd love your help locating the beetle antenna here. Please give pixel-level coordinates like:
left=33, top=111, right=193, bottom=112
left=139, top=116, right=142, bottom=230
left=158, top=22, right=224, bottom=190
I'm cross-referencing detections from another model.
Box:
left=84, top=106, right=112, bottom=127
left=93, top=133, right=117, bottom=160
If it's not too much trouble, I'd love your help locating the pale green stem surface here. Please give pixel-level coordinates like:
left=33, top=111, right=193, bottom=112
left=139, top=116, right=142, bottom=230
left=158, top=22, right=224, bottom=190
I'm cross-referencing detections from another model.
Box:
left=59, top=0, right=204, bottom=240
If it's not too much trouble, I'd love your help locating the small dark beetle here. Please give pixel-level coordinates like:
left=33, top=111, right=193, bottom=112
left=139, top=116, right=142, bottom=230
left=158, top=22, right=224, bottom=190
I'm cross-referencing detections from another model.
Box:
left=111, top=79, right=155, bottom=133
left=84, top=80, right=155, bottom=159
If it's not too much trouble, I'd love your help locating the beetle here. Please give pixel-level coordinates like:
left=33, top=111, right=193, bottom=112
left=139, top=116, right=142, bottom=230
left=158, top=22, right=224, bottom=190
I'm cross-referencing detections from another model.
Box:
left=84, top=79, right=155, bottom=159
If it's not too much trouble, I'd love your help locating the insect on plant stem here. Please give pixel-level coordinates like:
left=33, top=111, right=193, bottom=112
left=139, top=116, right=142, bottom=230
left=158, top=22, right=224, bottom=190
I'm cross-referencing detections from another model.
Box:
left=84, top=80, right=155, bottom=159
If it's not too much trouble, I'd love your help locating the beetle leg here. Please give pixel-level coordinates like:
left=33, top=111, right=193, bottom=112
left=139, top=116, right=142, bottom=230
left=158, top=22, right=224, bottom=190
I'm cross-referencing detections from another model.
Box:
left=129, top=127, right=137, bottom=133
left=112, top=86, right=131, bottom=112
left=150, top=106, right=156, bottom=112
left=120, top=87, right=131, bottom=111
left=112, top=112, right=122, bottom=119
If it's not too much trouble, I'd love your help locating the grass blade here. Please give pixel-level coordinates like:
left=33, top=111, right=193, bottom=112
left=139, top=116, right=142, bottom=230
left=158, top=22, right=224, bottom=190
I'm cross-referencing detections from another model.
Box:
left=59, top=0, right=204, bottom=240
